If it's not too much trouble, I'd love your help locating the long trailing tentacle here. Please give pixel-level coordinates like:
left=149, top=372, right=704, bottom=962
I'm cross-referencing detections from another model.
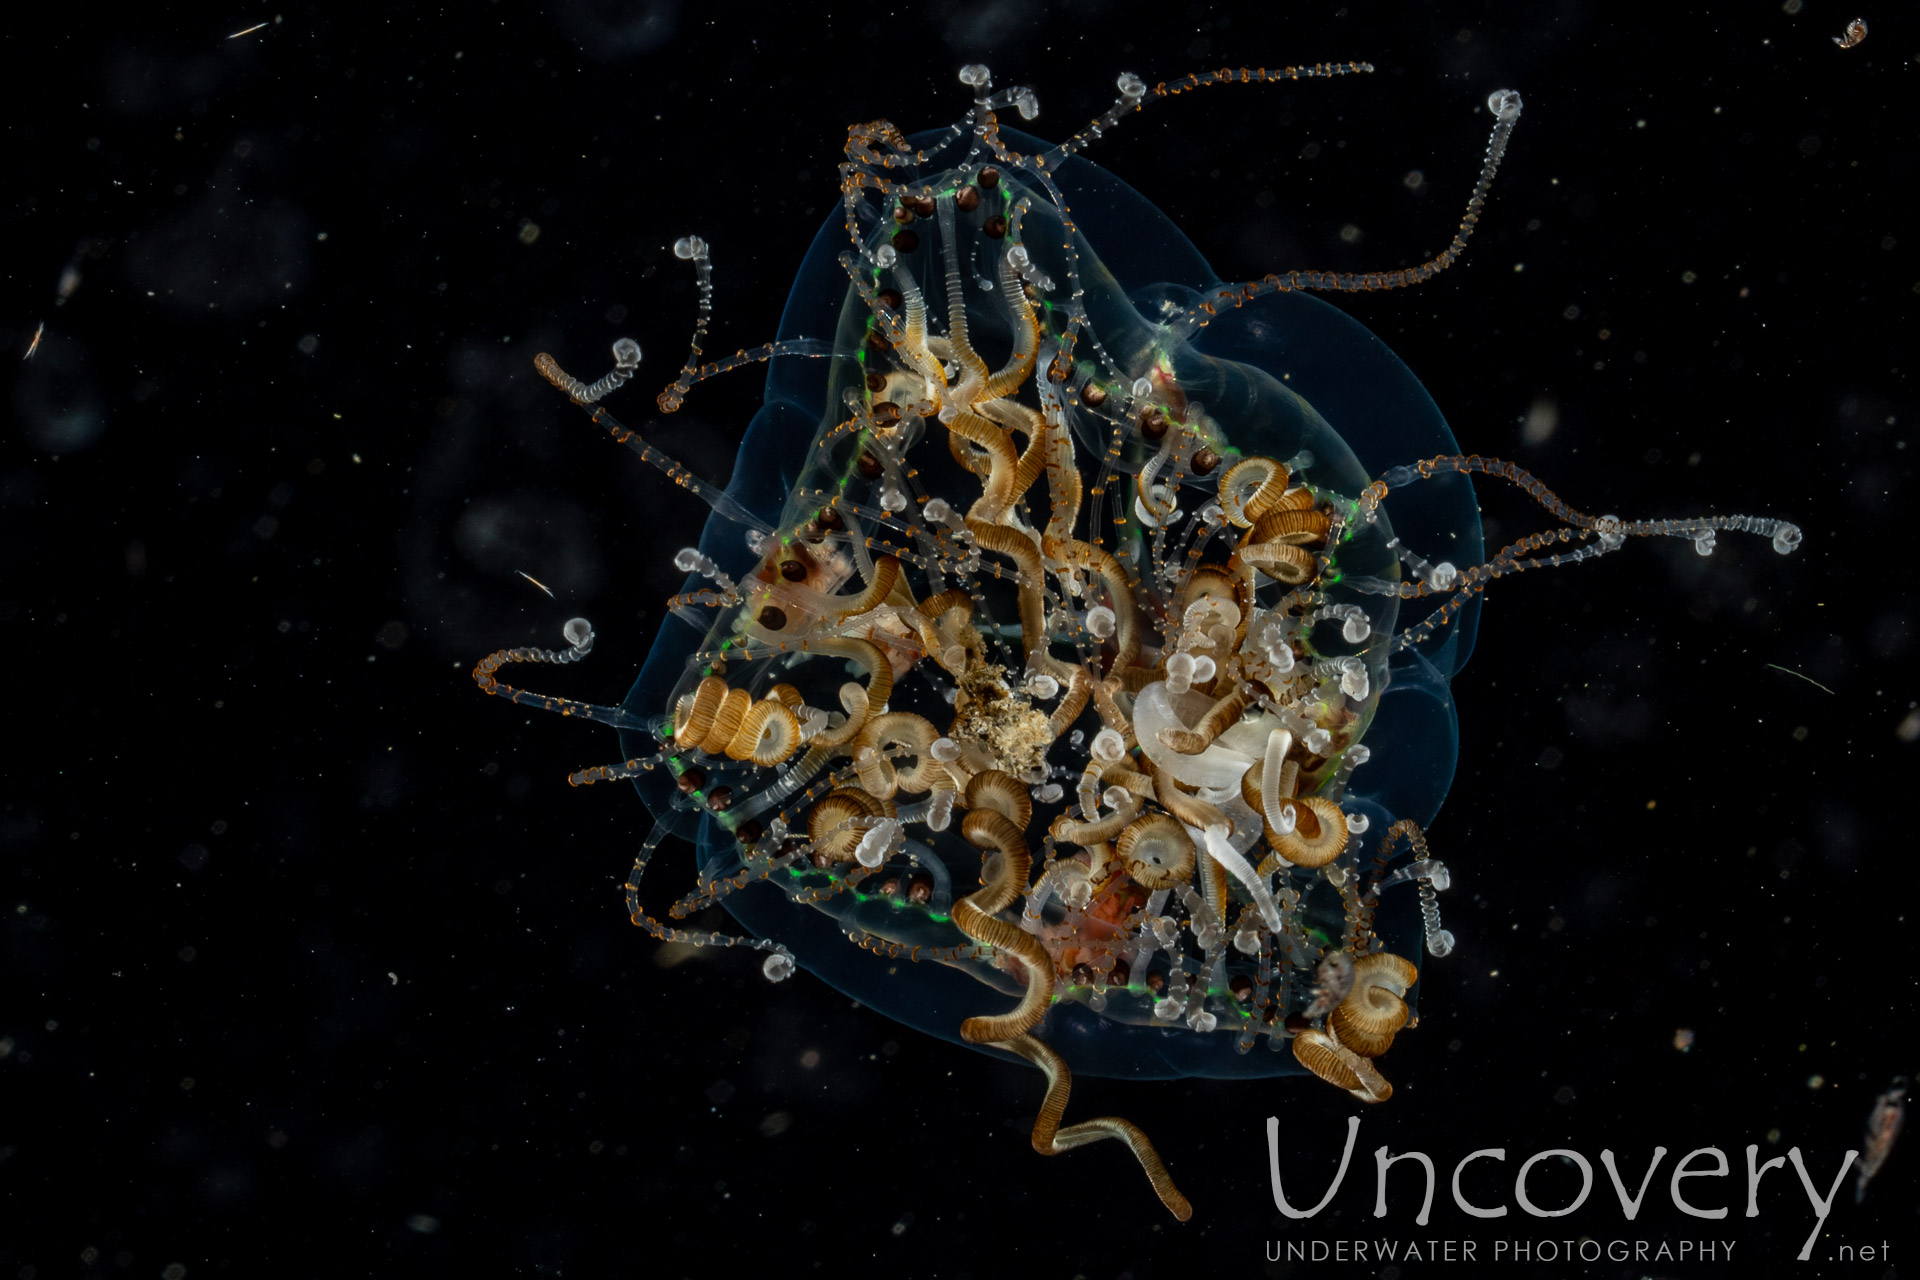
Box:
left=1169, top=87, right=1525, bottom=335
left=998, top=1033, right=1193, bottom=1223
left=471, top=617, right=655, bottom=734
left=1347, top=450, right=1805, bottom=652
left=621, top=817, right=796, bottom=972
left=533, top=349, right=778, bottom=533
left=1043, top=61, right=1374, bottom=166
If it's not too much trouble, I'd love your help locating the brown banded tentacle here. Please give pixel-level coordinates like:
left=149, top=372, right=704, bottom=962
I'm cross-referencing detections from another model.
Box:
left=1232, top=541, right=1316, bottom=585
left=828, top=554, right=903, bottom=624
left=1136, top=757, right=1231, bottom=835
left=806, top=788, right=888, bottom=863
left=1113, top=812, right=1195, bottom=888
left=1248, top=506, right=1332, bottom=547
left=934, top=193, right=994, bottom=391
left=946, top=423, right=995, bottom=477
left=1050, top=791, right=1141, bottom=846
left=964, top=769, right=1035, bottom=832
left=964, top=519, right=1060, bottom=677
left=1158, top=687, right=1252, bottom=755
left=672, top=675, right=729, bottom=746
left=988, top=399, right=1050, bottom=504
left=916, top=587, right=985, bottom=673
left=726, top=697, right=803, bottom=766
left=1088, top=676, right=1138, bottom=750
left=1039, top=403, right=1084, bottom=548
left=1217, top=456, right=1289, bottom=528
left=950, top=809, right=1052, bottom=1044
left=997, top=1033, right=1193, bottom=1222
left=947, top=409, right=1019, bottom=521
left=696, top=686, right=754, bottom=754
left=808, top=636, right=892, bottom=749
left=866, top=711, right=942, bottom=792
left=1099, top=764, right=1157, bottom=800
left=1269, top=794, right=1349, bottom=868
left=1047, top=664, right=1093, bottom=738
left=982, top=237, right=1042, bottom=400
left=852, top=741, right=900, bottom=801
left=1043, top=535, right=1140, bottom=673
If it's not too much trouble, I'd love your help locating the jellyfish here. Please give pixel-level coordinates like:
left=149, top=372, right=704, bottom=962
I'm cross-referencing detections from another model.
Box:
left=473, top=63, right=1801, bottom=1221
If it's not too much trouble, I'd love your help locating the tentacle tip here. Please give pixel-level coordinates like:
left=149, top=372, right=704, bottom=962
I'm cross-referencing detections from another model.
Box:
left=533, top=352, right=571, bottom=389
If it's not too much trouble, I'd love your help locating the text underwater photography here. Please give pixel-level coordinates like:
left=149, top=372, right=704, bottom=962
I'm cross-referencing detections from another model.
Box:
left=2, top=1, right=1914, bottom=1276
